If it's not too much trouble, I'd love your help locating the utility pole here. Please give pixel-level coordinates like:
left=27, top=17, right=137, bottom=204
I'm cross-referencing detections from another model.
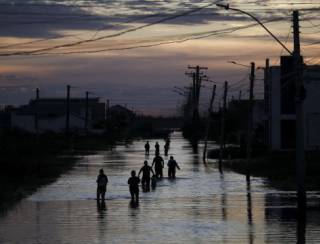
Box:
left=293, top=10, right=306, bottom=211
left=219, top=81, right=228, bottom=173
left=246, top=62, right=255, bottom=182
left=36, top=88, right=40, bottom=100
left=264, top=59, right=270, bottom=148
left=187, top=65, right=208, bottom=122
left=106, top=99, right=110, bottom=120
left=85, top=91, right=89, bottom=132
left=192, top=73, right=197, bottom=118
left=66, top=85, right=70, bottom=135
left=203, top=84, right=216, bottom=162
left=239, top=90, right=242, bottom=101
left=35, top=88, right=39, bottom=133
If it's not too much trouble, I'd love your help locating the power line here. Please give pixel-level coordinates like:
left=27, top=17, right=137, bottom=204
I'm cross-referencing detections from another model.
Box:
left=0, top=2, right=217, bottom=56
left=5, top=17, right=286, bottom=56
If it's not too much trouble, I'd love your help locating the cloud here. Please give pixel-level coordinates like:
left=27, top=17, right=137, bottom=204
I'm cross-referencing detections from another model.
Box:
left=0, top=0, right=312, bottom=39
left=0, top=0, right=319, bottom=115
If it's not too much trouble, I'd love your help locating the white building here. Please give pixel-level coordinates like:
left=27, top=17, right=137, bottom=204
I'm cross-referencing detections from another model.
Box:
left=265, top=56, right=320, bottom=150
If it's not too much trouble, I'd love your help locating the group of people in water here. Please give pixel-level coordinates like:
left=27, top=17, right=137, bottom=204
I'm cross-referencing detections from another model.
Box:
left=144, top=138, right=170, bottom=156
left=96, top=138, right=180, bottom=205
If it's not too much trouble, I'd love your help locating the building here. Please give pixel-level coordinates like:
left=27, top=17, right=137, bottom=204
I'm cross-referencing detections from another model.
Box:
left=227, top=99, right=265, bottom=145
left=265, top=56, right=320, bottom=150
left=10, top=97, right=106, bottom=133
left=107, top=105, right=135, bottom=126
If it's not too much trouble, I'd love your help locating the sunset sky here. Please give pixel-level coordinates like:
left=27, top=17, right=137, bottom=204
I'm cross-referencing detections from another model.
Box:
left=0, top=0, right=319, bottom=115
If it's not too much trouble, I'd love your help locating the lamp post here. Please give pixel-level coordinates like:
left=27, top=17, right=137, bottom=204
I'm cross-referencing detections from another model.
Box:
left=217, top=3, right=305, bottom=211
left=227, top=61, right=251, bottom=68
left=216, top=4, right=292, bottom=55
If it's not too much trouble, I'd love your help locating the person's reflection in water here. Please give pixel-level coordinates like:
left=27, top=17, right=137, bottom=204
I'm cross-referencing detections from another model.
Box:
left=97, top=200, right=107, bottom=219
left=129, top=200, right=139, bottom=209
left=190, top=139, right=198, bottom=154
left=97, top=200, right=107, bottom=242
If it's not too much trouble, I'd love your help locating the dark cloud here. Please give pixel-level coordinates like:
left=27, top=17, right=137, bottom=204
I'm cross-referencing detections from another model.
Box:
left=0, top=0, right=308, bottom=38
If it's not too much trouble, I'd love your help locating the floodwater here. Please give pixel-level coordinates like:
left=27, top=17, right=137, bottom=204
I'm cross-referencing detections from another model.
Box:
left=1, top=132, right=320, bottom=243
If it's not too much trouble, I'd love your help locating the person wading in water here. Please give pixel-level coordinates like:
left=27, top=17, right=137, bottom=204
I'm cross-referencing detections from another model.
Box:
left=152, top=154, right=164, bottom=179
left=145, top=141, right=150, bottom=155
left=155, top=142, right=160, bottom=155
left=128, top=170, right=140, bottom=204
left=138, top=161, right=155, bottom=192
left=96, top=169, right=108, bottom=201
left=167, top=156, right=180, bottom=179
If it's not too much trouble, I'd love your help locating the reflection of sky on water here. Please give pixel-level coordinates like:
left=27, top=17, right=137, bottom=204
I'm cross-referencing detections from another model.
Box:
left=0, top=131, right=320, bottom=243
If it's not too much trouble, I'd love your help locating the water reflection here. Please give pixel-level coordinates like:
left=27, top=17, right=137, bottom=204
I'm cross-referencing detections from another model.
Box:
left=297, top=209, right=306, bottom=244
left=97, top=201, right=107, bottom=214
left=246, top=181, right=254, bottom=244
left=0, top=132, right=319, bottom=243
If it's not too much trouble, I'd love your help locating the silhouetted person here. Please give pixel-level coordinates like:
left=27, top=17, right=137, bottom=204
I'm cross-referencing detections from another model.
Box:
left=165, top=137, right=170, bottom=147
left=128, top=170, right=140, bottom=203
left=145, top=141, right=150, bottom=155
left=155, top=142, right=160, bottom=155
left=167, top=156, right=180, bottom=179
left=96, top=169, right=108, bottom=201
left=164, top=143, right=169, bottom=156
left=138, top=160, right=154, bottom=192
left=152, top=154, right=164, bottom=179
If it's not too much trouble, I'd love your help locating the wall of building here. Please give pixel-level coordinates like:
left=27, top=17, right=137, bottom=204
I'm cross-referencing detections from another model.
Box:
left=11, top=113, right=36, bottom=133
left=268, top=65, right=320, bottom=150
left=11, top=113, right=86, bottom=133
left=269, top=67, right=281, bottom=150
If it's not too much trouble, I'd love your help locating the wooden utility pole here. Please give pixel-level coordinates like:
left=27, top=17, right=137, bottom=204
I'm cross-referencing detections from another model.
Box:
left=85, top=91, right=89, bottom=132
left=219, top=81, right=228, bottom=173
left=203, top=84, right=216, bottom=162
left=293, top=10, right=306, bottom=211
left=264, top=59, right=270, bottom=148
left=188, top=65, right=208, bottom=121
left=192, top=73, right=197, bottom=118
left=35, top=88, right=39, bottom=133
left=66, top=85, right=70, bottom=135
left=106, top=99, right=110, bottom=120
left=36, top=88, right=40, bottom=99
left=246, top=62, right=255, bottom=182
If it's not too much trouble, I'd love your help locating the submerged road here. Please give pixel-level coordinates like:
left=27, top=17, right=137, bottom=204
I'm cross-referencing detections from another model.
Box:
left=1, top=131, right=320, bottom=243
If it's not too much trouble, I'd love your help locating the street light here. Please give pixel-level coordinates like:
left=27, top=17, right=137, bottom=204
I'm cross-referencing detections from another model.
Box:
left=216, top=3, right=292, bottom=55
left=201, top=75, right=217, bottom=84
left=227, top=60, right=251, bottom=68
left=218, top=3, right=306, bottom=212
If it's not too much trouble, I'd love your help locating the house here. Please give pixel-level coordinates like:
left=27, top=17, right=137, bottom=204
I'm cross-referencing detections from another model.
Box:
left=10, top=97, right=106, bottom=133
left=265, top=56, right=320, bottom=150
left=107, top=105, right=135, bottom=128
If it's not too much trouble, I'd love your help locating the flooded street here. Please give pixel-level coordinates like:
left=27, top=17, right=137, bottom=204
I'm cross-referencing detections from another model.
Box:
left=1, top=132, right=320, bottom=243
